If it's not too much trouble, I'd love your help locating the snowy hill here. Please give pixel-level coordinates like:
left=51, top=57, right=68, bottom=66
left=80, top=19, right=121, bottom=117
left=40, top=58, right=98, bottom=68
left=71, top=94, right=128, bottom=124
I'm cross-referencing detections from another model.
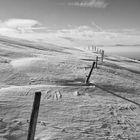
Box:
left=0, top=36, right=140, bottom=140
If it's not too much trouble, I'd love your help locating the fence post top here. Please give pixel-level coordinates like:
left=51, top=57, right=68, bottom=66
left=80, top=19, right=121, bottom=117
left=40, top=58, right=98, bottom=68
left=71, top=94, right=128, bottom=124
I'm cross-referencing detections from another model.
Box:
left=35, top=91, right=41, bottom=94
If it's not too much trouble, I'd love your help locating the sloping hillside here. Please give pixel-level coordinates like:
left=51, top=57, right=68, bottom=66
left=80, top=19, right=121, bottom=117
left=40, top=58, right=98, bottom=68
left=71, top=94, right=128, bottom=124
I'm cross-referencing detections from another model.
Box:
left=0, top=37, right=140, bottom=140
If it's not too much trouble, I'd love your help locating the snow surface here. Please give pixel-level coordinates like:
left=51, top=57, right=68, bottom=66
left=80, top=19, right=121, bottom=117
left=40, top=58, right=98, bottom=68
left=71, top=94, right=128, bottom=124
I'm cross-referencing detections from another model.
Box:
left=0, top=36, right=140, bottom=140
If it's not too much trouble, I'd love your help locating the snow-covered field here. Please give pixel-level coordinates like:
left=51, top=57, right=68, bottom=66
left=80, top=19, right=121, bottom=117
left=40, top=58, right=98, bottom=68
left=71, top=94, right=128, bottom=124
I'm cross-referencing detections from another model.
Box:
left=0, top=36, right=140, bottom=140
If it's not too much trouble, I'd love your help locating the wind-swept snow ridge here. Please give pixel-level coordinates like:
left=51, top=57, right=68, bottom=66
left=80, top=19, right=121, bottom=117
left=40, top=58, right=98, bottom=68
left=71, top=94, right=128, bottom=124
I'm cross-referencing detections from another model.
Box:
left=0, top=37, right=140, bottom=140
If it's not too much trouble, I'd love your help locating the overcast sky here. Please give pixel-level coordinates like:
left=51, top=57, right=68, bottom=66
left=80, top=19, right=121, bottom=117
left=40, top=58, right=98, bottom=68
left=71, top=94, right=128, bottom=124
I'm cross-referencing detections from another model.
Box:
left=0, top=0, right=140, bottom=30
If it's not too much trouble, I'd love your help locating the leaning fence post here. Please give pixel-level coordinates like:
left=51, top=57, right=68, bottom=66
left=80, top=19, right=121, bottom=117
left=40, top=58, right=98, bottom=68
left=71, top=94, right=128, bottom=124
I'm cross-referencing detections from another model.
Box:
left=87, top=46, right=89, bottom=51
left=86, top=61, right=95, bottom=84
left=95, top=56, right=98, bottom=68
left=101, top=50, right=104, bottom=62
left=27, top=92, right=41, bottom=140
left=97, top=48, right=98, bottom=53
left=95, top=46, right=96, bottom=52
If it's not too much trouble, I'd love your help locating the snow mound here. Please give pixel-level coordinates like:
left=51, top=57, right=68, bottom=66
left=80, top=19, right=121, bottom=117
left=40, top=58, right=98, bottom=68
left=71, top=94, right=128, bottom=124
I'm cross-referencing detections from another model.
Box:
left=10, top=57, right=46, bottom=69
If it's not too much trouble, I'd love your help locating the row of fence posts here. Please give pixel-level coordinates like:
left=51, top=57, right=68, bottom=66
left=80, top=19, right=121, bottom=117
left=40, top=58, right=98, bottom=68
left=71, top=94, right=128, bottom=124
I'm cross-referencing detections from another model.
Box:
left=27, top=44, right=140, bottom=140
left=87, top=45, right=104, bottom=63
left=27, top=45, right=105, bottom=140
left=85, top=45, right=105, bottom=84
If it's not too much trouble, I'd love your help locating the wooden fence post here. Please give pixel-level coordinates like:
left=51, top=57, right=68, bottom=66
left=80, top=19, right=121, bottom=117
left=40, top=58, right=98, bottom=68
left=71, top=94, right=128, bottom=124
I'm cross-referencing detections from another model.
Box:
left=27, top=92, right=41, bottom=140
left=92, top=45, right=94, bottom=51
left=97, top=48, right=98, bottom=53
left=95, top=46, right=96, bottom=52
left=86, top=61, right=95, bottom=84
left=101, top=50, right=104, bottom=62
left=95, top=56, right=98, bottom=68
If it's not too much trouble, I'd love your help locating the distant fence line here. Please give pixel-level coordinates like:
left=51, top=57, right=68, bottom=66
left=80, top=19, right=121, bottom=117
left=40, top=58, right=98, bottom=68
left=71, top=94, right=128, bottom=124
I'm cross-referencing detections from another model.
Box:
left=86, top=45, right=105, bottom=63
left=26, top=44, right=105, bottom=140
left=28, top=52, right=140, bottom=140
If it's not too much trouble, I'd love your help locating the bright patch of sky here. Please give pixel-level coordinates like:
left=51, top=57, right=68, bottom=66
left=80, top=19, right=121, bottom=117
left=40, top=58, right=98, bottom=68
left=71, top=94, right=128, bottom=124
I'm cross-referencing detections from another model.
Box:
left=0, top=0, right=140, bottom=45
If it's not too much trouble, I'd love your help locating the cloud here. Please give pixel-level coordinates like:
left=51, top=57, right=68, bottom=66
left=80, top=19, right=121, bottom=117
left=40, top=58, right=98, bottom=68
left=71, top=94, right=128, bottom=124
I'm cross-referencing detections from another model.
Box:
left=55, top=25, right=140, bottom=45
left=56, top=24, right=118, bottom=40
left=106, top=28, right=140, bottom=36
left=0, top=19, right=140, bottom=46
left=0, top=19, right=42, bottom=34
left=68, top=0, right=109, bottom=8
